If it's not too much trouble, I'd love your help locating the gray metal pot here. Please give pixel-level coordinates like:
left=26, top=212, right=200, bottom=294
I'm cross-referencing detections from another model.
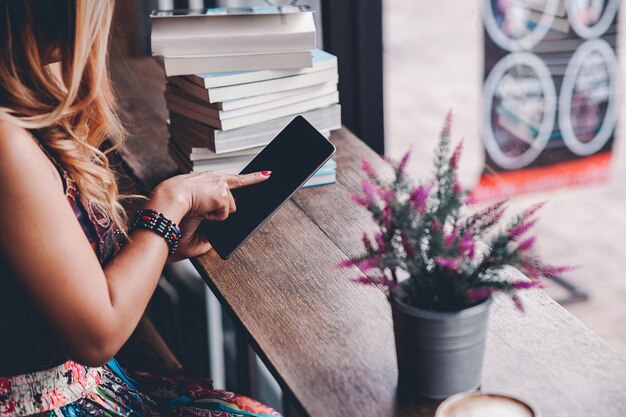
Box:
left=390, top=292, right=492, bottom=399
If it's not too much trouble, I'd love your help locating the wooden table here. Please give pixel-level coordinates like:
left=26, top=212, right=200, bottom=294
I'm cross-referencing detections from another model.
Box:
left=111, top=58, right=626, bottom=417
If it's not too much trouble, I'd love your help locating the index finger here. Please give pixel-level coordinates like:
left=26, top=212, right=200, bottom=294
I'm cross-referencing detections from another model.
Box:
left=223, top=171, right=271, bottom=189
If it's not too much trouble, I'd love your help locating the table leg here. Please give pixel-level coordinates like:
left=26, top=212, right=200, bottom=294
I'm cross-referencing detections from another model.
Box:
left=283, top=390, right=306, bottom=417
left=235, top=322, right=258, bottom=397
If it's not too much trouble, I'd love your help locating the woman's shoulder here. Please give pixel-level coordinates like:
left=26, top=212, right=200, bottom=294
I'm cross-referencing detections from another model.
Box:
left=0, top=120, right=62, bottom=188
left=0, top=120, right=40, bottom=160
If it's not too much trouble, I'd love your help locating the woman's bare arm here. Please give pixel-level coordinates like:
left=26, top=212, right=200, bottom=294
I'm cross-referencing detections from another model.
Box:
left=0, top=122, right=267, bottom=366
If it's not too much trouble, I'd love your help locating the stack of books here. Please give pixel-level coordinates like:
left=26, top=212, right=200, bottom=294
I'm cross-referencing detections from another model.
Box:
left=151, top=6, right=341, bottom=188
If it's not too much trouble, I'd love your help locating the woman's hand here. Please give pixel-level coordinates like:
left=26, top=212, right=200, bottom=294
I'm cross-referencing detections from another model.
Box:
left=146, top=170, right=271, bottom=261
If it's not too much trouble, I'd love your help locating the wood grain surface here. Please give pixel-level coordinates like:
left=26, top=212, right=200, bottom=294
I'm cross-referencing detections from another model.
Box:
left=114, top=58, right=626, bottom=417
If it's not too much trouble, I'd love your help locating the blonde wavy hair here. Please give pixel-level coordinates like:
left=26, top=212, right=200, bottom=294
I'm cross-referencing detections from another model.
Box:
left=0, top=0, right=128, bottom=230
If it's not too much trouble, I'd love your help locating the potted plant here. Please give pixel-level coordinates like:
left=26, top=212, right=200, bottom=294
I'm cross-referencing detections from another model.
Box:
left=339, top=112, right=571, bottom=399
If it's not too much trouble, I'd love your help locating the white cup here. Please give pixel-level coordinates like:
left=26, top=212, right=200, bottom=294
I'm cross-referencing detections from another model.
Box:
left=436, top=392, right=538, bottom=417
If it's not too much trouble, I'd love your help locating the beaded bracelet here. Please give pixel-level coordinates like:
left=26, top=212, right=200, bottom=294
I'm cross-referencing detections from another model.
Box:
left=130, top=209, right=181, bottom=255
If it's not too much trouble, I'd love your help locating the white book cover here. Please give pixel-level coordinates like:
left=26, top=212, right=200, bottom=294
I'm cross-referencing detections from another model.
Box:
left=152, top=31, right=315, bottom=56
left=302, top=172, right=336, bottom=188
left=216, top=82, right=337, bottom=111
left=165, top=82, right=337, bottom=120
left=185, top=49, right=337, bottom=88
left=184, top=139, right=332, bottom=162
left=190, top=159, right=336, bottom=189
left=170, top=104, right=341, bottom=153
left=151, top=6, right=314, bottom=39
left=188, top=146, right=263, bottom=161
left=192, top=154, right=256, bottom=171
left=169, top=67, right=338, bottom=103
left=167, top=91, right=339, bottom=131
left=161, top=51, right=312, bottom=77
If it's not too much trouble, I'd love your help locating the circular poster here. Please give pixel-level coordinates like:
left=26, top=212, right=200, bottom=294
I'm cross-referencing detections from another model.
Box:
left=559, top=39, right=619, bottom=156
left=483, top=52, right=557, bottom=169
left=483, top=0, right=559, bottom=51
left=566, top=0, right=619, bottom=39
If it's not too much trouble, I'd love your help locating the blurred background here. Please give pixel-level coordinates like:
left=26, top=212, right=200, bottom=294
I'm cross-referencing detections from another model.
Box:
left=109, top=0, right=626, bottom=412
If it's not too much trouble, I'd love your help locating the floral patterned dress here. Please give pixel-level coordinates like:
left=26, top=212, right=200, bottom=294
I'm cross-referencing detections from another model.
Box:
left=0, top=148, right=281, bottom=417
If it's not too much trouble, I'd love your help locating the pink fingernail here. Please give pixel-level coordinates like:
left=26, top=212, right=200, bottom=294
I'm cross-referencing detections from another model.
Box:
left=262, top=170, right=271, bottom=176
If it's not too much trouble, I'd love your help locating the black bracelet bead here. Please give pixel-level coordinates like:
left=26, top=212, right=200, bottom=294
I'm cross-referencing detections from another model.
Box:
left=130, top=209, right=181, bottom=255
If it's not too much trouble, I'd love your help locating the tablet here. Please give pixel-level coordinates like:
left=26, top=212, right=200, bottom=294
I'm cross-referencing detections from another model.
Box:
left=200, top=116, right=336, bottom=259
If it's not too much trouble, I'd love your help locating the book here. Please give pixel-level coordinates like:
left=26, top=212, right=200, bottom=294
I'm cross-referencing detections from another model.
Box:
left=166, top=91, right=339, bottom=131
left=160, top=51, right=313, bottom=77
left=153, top=33, right=315, bottom=56
left=189, top=146, right=264, bottom=162
left=151, top=6, right=314, bottom=39
left=169, top=104, right=341, bottom=153
left=316, top=158, right=337, bottom=171
left=185, top=156, right=337, bottom=174
left=170, top=142, right=256, bottom=172
left=151, top=8, right=315, bottom=56
left=173, top=148, right=338, bottom=189
left=185, top=49, right=337, bottom=89
left=207, top=82, right=339, bottom=112
left=174, top=131, right=331, bottom=161
left=302, top=172, right=336, bottom=188
left=164, top=81, right=337, bottom=120
left=168, top=67, right=338, bottom=102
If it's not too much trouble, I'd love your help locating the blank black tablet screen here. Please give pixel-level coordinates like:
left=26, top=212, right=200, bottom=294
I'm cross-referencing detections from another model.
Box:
left=200, top=116, right=336, bottom=259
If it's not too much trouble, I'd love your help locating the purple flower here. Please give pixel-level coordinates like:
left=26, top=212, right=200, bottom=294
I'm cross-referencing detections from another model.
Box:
left=467, top=287, right=492, bottom=302
left=336, top=258, right=358, bottom=268
left=398, top=150, right=411, bottom=175
left=361, top=178, right=377, bottom=201
left=382, top=205, right=393, bottom=228
left=362, top=233, right=374, bottom=252
left=465, top=199, right=507, bottom=232
left=377, top=187, right=396, bottom=203
left=337, top=256, right=381, bottom=271
left=351, top=274, right=397, bottom=290
left=350, top=178, right=379, bottom=208
left=521, top=201, right=546, bottom=221
left=376, top=274, right=398, bottom=290
left=517, top=236, right=536, bottom=251
left=440, top=110, right=453, bottom=140
left=382, top=155, right=395, bottom=166
left=507, top=219, right=537, bottom=241
left=460, top=231, right=475, bottom=258
left=452, top=179, right=462, bottom=194
left=512, top=295, right=524, bottom=312
left=410, top=185, right=430, bottom=213
left=512, top=280, right=541, bottom=290
left=434, top=256, right=461, bottom=270
left=541, top=264, right=577, bottom=278
left=401, top=233, right=414, bottom=257
left=464, top=195, right=477, bottom=205
left=449, top=139, right=464, bottom=170
left=360, top=155, right=378, bottom=179
left=351, top=276, right=375, bottom=285
left=358, top=256, right=380, bottom=271
left=350, top=194, right=368, bottom=207
left=374, top=233, right=386, bottom=251
left=520, top=260, right=542, bottom=280
left=443, top=226, right=458, bottom=248
left=344, top=112, right=564, bottom=315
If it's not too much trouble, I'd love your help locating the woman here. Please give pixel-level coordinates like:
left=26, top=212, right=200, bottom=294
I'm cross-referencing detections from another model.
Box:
left=0, top=1, right=279, bottom=416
